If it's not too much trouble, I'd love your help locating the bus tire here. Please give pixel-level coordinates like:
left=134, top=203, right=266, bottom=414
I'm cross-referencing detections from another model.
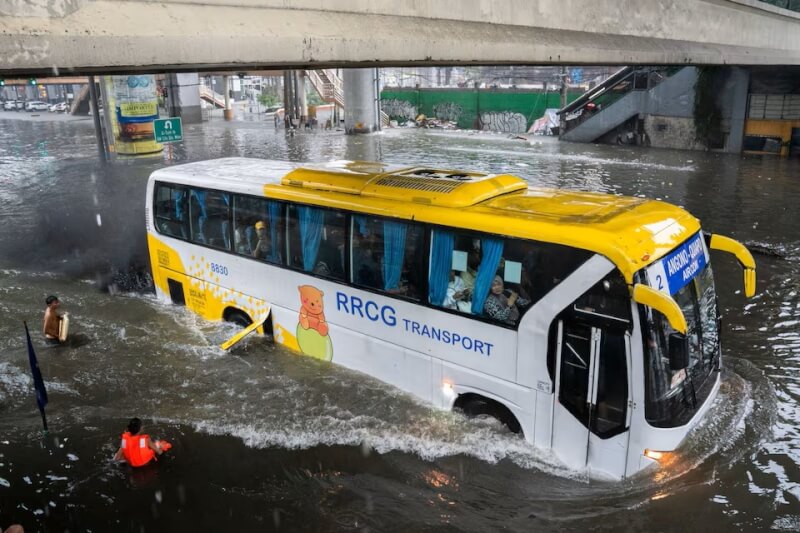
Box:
left=458, top=395, right=522, bottom=435
left=223, top=308, right=252, bottom=328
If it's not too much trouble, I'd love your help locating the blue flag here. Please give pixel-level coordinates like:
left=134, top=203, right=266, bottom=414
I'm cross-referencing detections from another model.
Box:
left=24, top=322, right=48, bottom=413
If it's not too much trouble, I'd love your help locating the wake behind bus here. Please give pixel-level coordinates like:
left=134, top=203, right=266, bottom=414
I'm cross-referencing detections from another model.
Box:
left=145, top=158, right=756, bottom=480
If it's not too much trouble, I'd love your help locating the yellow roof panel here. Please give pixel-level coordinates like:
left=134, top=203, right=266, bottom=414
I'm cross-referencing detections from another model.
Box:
left=281, top=164, right=527, bottom=208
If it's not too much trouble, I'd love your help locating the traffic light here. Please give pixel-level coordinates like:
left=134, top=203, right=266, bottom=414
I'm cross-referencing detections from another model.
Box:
left=28, top=78, right=37, bottom=86
left=0, top=79, right=5, bottom=87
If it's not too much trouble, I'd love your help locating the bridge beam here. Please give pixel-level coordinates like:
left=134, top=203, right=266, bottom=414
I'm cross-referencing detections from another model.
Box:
left=2, top=1, right=800, bottom=75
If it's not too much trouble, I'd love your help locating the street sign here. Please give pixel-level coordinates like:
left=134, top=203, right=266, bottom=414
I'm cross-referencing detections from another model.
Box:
left=153, top=117, right=183, bottom=143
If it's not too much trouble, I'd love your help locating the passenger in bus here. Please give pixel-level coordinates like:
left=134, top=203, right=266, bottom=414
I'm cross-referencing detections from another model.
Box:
left=443, top=270, right=470, bottom=311
left=483, top=275, right=530, bottom=324
left=252, top=220, right=270, bottom=259
left=353, top=232, right=382, bottom=288
left=459, top=249, right=481, bottom=292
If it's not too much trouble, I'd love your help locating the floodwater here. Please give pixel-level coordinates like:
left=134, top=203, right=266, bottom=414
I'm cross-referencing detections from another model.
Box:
left=1, top=115, right=799, bottom=532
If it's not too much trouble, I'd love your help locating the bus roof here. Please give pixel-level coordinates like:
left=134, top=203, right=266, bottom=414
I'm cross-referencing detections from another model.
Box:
left=150, top=157, right=701, bottom=282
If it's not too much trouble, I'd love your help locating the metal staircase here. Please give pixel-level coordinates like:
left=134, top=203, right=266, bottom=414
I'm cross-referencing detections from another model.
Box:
left=200, top=85, right=226, bottom=109
left=306, top=69, right=344, bottom=108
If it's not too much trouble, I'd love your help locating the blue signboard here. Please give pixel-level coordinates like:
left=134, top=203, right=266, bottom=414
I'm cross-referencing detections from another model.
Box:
left=646, top=231, right=708, bottom=295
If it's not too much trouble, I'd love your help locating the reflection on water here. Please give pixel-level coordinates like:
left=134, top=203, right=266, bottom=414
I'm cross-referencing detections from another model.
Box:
left=1, top=116, right=800, bottom=531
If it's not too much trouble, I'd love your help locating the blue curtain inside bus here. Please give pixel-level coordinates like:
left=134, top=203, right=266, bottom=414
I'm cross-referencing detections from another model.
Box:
left=221, top=194, right=231, bottom=249
left=172, top=189, right=188, bottom=239
left=299, top=206, right=324, bottom=271
left=428, top=229, right=454, bottom=306
left=354, top=215, right=369, bottom=236
left=192, top=190, right=207, bottom=243
left=268, top=201, right=282, bottom=263
left=471, top=238, right=504, bottom=314
left=382, top=221, right=407, bottom=290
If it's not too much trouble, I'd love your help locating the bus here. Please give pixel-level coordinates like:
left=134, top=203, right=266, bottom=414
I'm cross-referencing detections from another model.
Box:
left=145, top=158, right=756, bottom=479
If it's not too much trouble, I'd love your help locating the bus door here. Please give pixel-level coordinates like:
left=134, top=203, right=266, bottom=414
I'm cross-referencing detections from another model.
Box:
left=551, top=318, right=631, bottom=477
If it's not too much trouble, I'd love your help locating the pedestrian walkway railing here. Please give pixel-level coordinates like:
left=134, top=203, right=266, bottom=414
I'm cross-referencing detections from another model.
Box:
left=307, top=69, right=345, bottom=108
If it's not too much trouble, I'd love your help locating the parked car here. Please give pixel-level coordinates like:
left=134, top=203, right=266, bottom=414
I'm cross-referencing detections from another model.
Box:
left=14, top=101, right=25, bottom=110
left=3, top=100, right=17, bottom=111
left=25, top=101, right=50, bottom=111
left=49, top=102, right=68, bottom=113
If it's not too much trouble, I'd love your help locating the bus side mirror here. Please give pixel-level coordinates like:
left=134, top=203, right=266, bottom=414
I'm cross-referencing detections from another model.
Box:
left=668, top=332, right=689, bottom=370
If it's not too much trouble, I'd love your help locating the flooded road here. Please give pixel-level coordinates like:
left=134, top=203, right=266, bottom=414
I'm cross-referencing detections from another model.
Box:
left=1, top=115, right=799, bottom=531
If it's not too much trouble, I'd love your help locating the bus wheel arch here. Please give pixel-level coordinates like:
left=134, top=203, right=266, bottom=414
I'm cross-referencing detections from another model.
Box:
left=223, top=307, right=252, bottom=328
left=454, top=393, right=523, bottom=435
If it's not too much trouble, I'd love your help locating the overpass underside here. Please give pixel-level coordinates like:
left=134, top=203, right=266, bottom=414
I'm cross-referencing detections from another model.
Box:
left=2, top=0, right=800, bottom=75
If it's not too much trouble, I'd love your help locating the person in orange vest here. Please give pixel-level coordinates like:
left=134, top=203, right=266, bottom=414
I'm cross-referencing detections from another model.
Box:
left=113, top=417, right=172, bottom=467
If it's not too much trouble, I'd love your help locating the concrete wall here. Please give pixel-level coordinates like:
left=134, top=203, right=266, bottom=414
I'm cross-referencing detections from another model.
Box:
left=643, top=115, right=704, bottom=151
left=3, top=1, right=800, bottom=75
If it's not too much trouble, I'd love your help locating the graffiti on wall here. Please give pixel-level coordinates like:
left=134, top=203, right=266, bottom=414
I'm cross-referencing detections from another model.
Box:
left=381, top=98, right=417, bottom=120
left=480, top=111, right=528, bottom=133
left=433, top=102, right=463, bottom=123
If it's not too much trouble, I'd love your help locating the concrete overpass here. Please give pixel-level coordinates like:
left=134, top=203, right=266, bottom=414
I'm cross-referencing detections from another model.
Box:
left=2, top=0, right=800, bottom=76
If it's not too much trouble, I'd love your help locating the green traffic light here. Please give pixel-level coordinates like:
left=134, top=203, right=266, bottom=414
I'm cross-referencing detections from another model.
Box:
left=29, top=78, right=37, bottom=86
left=0, top=80, right=5, bottom=87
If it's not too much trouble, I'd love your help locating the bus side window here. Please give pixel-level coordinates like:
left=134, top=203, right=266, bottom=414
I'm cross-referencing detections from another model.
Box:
left=233, top=195, right=284, bottom=264
left=287, top=204, right=346, bottom=281
left=351, top=215, right=425, bottom=301
left=154, top=183, right=188, bottom=240
left=204, top=191, right=231, bottom=251
left=189, top=188, right=207, bottom=245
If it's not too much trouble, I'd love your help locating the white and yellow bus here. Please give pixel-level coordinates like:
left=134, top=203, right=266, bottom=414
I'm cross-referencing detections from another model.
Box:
left=146, top=157, right=756, bottom=479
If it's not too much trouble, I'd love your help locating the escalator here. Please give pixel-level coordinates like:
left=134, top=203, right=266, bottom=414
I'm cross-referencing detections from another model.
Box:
left=559, top=67, right=687, bottom=144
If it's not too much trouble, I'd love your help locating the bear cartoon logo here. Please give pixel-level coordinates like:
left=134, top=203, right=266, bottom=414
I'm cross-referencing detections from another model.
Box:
left=296, top=285, right=333, bottom=361
left=298, top=284, right=328, bottom=336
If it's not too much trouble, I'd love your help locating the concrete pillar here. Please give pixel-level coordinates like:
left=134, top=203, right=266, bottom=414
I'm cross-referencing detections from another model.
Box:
left=725, top=67, right=750, bottom=154
left=283, top=70, right=293, bottom=128
left=297, top=70, right=308, bottom=125
left=343, top=68, right=380, bottom=134
left=223, top=75, right=234, bottom=121
left=168, top=72, right=202, bottom=123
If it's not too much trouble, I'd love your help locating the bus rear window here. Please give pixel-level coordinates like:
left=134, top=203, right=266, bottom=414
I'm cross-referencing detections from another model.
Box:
left=154, top=183, right=189, bottom=240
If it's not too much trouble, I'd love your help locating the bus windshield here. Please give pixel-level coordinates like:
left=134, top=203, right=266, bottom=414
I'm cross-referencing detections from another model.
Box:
left=641, top=262, right=720, bottom=428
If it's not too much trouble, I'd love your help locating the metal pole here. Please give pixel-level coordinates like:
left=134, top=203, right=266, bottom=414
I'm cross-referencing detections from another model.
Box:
left=169, top=73, right=179, bottom=117
left=560, top=66, right=568, bottom=109
left=87, top=75, right=107, bottom=162
left=374, top=67, right=381, bottom=132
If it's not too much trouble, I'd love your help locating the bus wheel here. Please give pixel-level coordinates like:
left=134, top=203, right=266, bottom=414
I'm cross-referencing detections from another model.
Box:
left=458, top=396, right=522, bottom=435
left=224, top=308, right=252, bottom=328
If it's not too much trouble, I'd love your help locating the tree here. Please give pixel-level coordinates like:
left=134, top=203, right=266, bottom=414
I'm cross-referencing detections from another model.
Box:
left=306, top=89, right=324, bottom=106
left=257, top=86, right=281, bottom=108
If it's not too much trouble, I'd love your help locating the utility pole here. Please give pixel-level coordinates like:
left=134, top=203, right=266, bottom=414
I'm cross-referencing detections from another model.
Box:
left=560, top=66, right=568, bottom=109
left=87, top=75, right=107, bottom=162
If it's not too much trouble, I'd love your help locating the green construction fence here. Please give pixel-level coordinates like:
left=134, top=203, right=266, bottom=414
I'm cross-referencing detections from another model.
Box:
left=380, top=87, right=582, bottom=130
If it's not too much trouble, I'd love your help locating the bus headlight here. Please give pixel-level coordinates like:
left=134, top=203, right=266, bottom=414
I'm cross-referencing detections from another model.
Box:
left=644, top=449, right=670, bottom=461
left=442, top=381, right=457, bottom=400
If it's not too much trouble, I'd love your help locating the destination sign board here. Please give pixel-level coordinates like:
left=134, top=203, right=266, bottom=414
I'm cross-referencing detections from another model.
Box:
left=646, top=231, right=708, bottom=295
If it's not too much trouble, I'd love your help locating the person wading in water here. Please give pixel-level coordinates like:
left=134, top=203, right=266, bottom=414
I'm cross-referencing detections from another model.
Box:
left=114, top=418, right=172, bottom=467
left=42, top=295, right=64, bottom=345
